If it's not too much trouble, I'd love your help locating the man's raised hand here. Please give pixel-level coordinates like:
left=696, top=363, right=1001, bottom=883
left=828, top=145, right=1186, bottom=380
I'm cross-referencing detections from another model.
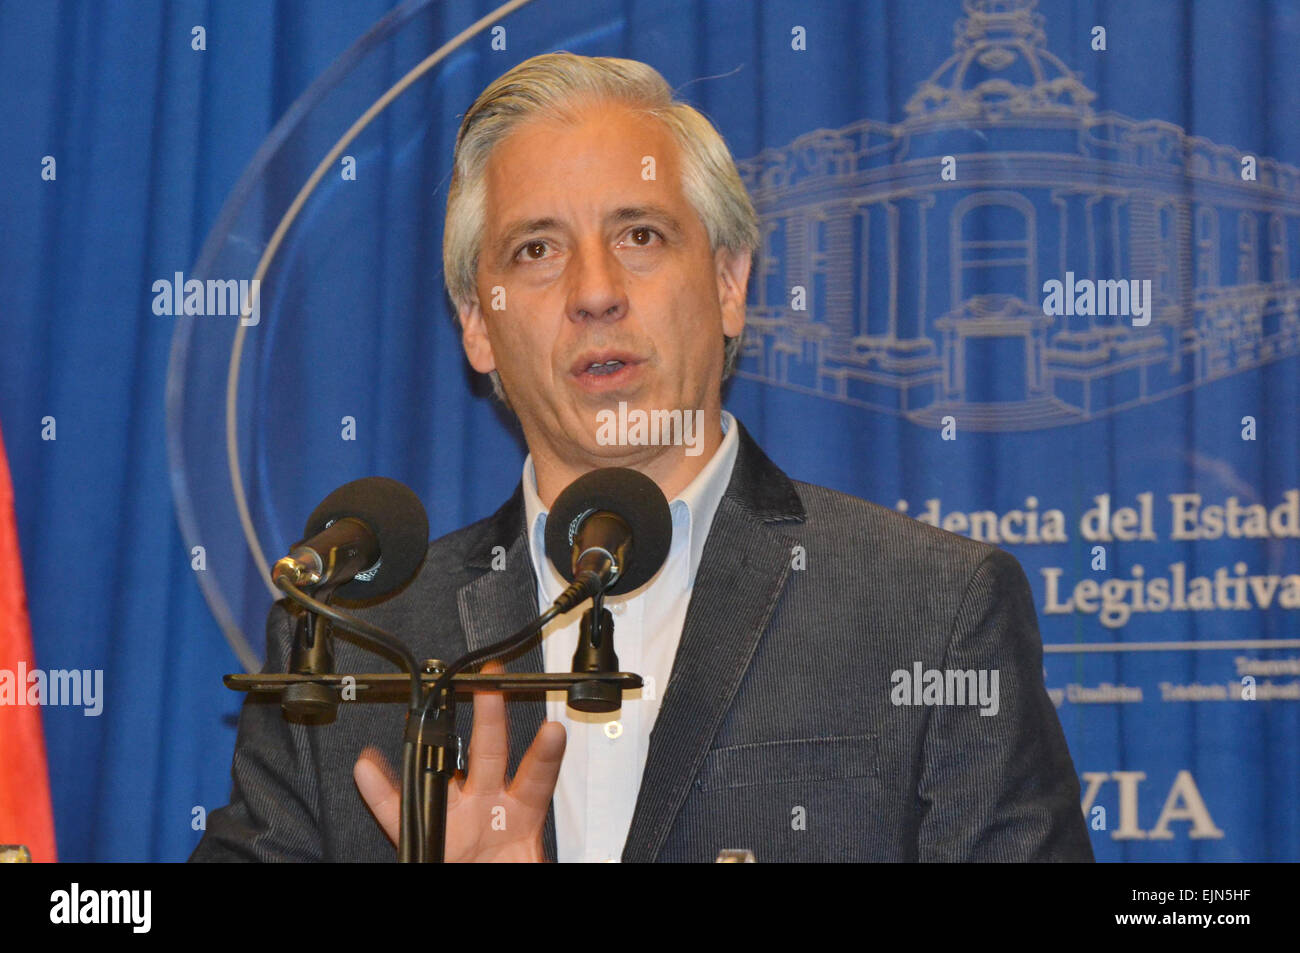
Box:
left=353, top=660, right=565, bottom=862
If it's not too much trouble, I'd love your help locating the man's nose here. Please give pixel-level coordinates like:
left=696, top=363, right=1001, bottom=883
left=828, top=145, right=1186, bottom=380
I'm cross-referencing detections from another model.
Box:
left=566, top=240, right=627, bottom=325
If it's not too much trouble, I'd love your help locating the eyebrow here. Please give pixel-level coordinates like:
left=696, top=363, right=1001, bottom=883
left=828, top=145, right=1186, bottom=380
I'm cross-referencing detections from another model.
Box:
left=493, top=205, right=685, bottom=261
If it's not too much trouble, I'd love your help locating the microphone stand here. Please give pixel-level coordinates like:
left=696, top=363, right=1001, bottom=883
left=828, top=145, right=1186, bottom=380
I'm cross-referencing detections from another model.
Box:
left=413, top=662, right=456, bottom=864
left=227, top=574, right=637, bottom=862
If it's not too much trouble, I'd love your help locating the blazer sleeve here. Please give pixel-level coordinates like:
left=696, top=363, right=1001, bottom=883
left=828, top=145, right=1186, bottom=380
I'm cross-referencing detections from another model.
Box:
left=915, top=548, right=1095, bottom=861
left=188, top=601, right=325, bottom=862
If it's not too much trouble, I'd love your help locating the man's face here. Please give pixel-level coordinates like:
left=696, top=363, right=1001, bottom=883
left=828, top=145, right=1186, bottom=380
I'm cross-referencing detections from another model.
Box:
left=458, top=99, right=750, bottom=471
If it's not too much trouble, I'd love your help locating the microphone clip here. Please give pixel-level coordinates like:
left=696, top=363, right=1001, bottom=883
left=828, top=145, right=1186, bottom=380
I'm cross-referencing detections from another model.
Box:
left=281, top=590, right=340, bottom=724
left=567, top=589, right=621, bottom=714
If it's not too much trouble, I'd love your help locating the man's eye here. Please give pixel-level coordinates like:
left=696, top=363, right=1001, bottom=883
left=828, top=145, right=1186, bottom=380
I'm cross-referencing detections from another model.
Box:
left=623, top=226, right=663, bottom=247
left=516, top=240, right=550, bottom=261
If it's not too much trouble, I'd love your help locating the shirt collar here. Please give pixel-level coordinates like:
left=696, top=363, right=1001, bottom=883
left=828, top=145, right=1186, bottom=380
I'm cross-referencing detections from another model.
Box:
left=522, top=410, right=740, bottom=600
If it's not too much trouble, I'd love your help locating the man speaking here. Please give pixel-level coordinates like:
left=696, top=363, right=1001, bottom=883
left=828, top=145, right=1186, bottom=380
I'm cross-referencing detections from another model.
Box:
left=192, top=52, right=1093, bottom=862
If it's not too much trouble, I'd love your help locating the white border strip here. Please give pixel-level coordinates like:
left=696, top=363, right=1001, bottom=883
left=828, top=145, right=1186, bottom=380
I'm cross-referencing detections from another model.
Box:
left=1044, top=639, right=1300, bottom=653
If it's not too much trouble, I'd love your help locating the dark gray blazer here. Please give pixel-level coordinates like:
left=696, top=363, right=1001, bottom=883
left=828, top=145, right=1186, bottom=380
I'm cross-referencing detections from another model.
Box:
left=192, top=421, right=1094, bottom=862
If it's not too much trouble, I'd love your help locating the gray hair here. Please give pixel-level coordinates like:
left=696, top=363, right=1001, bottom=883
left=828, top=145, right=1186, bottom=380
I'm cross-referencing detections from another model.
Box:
left=442, top=52, right=760, bottom=407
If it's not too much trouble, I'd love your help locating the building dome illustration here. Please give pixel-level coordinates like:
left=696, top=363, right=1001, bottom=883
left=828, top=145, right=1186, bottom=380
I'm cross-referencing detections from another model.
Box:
left=905, top=0, right=1095, bottom=124
left=734, top=0, right=1300, bottom=431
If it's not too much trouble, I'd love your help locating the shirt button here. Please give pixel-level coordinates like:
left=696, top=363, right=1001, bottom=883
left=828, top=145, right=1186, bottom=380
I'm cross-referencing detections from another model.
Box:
left=604, top=720, right=623, bottom=739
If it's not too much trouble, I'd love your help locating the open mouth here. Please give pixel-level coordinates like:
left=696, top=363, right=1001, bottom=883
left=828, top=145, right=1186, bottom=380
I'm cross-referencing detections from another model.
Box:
left=570, top=352, right=644, bottom=391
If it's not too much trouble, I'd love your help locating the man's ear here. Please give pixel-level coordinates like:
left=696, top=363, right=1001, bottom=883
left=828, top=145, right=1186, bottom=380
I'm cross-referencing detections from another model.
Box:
left=715, top=245, right=751, bottom=340
left=459, top=297, right=496, bottom=374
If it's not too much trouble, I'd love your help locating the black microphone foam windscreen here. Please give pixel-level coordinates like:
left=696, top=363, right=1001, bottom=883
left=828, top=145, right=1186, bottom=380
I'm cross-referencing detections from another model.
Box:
left=544, top=467, right=672, bottom=596
left=301, top=476, right=429, bottom=599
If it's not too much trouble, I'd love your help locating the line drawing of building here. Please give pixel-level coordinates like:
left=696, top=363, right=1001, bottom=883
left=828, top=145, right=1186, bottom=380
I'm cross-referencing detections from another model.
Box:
left=735, top=0, right=1300, bottom=430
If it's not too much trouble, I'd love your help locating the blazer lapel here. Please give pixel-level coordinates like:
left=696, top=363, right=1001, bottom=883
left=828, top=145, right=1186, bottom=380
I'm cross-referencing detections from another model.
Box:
left=455, top=486, right=558, bottom=862
left=621, top=423, right=806, bottom=862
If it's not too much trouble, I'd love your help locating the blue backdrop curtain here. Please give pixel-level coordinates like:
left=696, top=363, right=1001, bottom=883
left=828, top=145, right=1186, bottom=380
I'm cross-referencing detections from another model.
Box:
left=0, top=0, right=418, bottom=862
left=1, top=0, right=1297, bottom=861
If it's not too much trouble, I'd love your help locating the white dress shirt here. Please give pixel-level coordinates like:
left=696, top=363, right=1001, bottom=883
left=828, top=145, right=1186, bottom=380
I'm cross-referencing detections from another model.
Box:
left=521, top=410, right=740, bottom=863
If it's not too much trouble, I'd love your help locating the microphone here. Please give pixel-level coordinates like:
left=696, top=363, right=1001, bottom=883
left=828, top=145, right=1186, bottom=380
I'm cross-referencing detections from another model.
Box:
left=544, top=468, right=671, bottom=714
left=544, top=467, right=673, bottom=610
left=273, top=476, right=429, bottom=600
left=274, top=477, right=429, bottom=722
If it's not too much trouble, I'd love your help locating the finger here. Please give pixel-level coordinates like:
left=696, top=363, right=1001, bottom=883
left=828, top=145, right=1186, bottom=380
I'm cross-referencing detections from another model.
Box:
left=353, top=747, right=401, bottom=846
left=446, top=773, right=465, bottom=812
left=507, top=720, right=566, bottom=814
left=464, top=660, right=509, bottom=796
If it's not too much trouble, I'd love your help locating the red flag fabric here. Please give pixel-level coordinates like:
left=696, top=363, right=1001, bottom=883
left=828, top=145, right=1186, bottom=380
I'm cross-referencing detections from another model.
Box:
left=0, top=422, right=57, bottom=862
